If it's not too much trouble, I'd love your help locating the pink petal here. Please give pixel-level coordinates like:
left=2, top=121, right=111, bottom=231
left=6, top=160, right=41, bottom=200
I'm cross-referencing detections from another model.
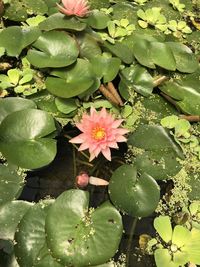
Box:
left=89, top=176, right=109, bottom=186
left=93, top=146, right=101, bottom=157
left=69, top=134, right=84, bottom=144
left=116, top=136, right=127, bottom=142
left=90, top=106, right=97, bottom=116
left=115, top=128, right=130, bottom=135
left=76, top=122, right=84, bottom=132
left=89, top=152, right=96, bottom=162
left=102, top=147, right=111, bottom=161
left=100, top=107, right=107, bottom=118
left=78, top=142, right=89, bottom=151
left=111, top=119, right=124, bottom=128
left=108, top=142, right=119, bottom=149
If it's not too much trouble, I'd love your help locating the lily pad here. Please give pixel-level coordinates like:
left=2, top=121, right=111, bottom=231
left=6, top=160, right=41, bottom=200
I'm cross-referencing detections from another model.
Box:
left=27, top=31, right=79, bottom=68
left=46, top=59, right=96, bottom=98
left=159, top=79, right=200, bottom=115
left=77, top=33, right=102, bottom=60
left=90, top=56, right=121, bottom=83
left=39, top=13, right=86, bottom=31
left=14, top=200, right=62, bottom=267
left=132, top=38, right=156, bottom=69
left=0, top=200, right=33, bottom=241
left=0, top=26, right=41, bottom=57
left=0, top=97, right=36, bottom=124
left=149, top=42, right=176, bottom=71
left=167, top=42, right=198, bottom=73
left=120, top=65, right=154, bottom=97
left=108, top=165, right=160, bottom=217
left=27, top=90, right=68, bottom=118
left=55, top=98, right=78, bottom=114
left=45, top=189, right=123, bottom=267
left=86, top=10, right=110, bottom=30
left=103, top=41, right=134, bottom=64
left=0, top=165, right=25, bottom=206
left=128, top=125, right=184, bottom=180
left=0, top=109, right=57, bottom=169
left=4, top=0, right=48, bottom=21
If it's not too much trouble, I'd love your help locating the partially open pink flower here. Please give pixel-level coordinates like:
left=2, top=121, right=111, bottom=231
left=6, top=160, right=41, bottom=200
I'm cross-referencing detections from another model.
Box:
left=69, top=107, right=129, bottom=161
left=57, top=0, right=90, bottom=17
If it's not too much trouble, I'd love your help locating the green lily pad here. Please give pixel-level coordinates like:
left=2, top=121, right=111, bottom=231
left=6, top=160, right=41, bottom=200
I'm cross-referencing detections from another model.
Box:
left=120, top=65, right=154, bottom=97
left=0, top=109, right=57, bottom=169
left=39, top=13, right=86, bottom=31
left=167, top=42, right=198, bottom=73
left=77, top=33, right=102, bottom=60
left=14, top=200, right=62, bottom=267
left=46, top=59, right=96, bottom=98
left=149, top=42, right=176, bottom=71
left=128, top=125, right=184, bottom=180
left=88, top=0, right=110, bottom=9
left=55, top=98, right=78, bottom=114
left=108, top=165, right=160, bottom=217
left=4, top=0, right=48, bottom=21
left=86, top=10, right=110, bottom=30
left=0, top=26, right=41, bottom=57
left=27, top=31, right=79, bottom=68
left=112, top=2, right=138, bottom=24
left=0, top=200, right=33, bottom=240
left=159, top=79, right=200, bottom=115
left=0, top=165, right=25, bottom=206
left=27, top=90, right=67, bottom=118
left=45, top=189, right=123, bottom=267
left=132, top=38, right=156, bottom=69
left=90, top=56, right=121, bottom=83
left=154, top=216, right=172, bottom=243
left=0, top=97, right=36, bottom=124
left=103, top=41, right=134, bottom=64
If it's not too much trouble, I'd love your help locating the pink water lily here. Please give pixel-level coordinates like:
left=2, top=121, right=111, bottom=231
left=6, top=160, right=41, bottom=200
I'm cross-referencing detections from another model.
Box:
left=57, top=0, right=90, bottom=17
left=69, top=107, right=129, bottom=161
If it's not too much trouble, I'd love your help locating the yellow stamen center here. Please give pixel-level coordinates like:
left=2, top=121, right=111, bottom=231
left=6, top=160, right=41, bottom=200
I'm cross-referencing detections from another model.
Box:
left=92, top=126, right=106, bottom=141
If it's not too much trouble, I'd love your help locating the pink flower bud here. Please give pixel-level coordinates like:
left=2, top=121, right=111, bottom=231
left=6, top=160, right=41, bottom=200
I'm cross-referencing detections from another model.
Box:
left=75, top=172, right=89, bottom=188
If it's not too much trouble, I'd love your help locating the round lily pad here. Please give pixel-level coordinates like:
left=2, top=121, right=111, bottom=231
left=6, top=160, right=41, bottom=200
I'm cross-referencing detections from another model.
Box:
left=46, top=59, right=96, bottom=98
left=27, top=31, right=79, bottom=68
left=108, top=165, right=160, bottom=217
left=0, top=97, right=36, bottom=124
left=45, top=189, right=123, bottom=267
left=0, top=109, right=57, bottom=169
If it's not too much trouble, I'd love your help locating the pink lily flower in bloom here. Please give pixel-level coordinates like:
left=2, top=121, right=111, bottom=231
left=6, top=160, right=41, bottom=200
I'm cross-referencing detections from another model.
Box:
left=57, top=0, right=90, bottom=17
left=69, top=107, right=129, bottom=161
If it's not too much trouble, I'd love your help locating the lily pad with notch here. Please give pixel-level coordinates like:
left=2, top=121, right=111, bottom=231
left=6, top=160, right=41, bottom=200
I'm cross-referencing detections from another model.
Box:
left=45, top=59, right=96, bottom=98
left=108, top=164, right=160, bottom=217
left=45, top=189, right=123, bottom=267
left=128, top=125, right=184, bottom=180
left=27, top=31, right=79, bottom=68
